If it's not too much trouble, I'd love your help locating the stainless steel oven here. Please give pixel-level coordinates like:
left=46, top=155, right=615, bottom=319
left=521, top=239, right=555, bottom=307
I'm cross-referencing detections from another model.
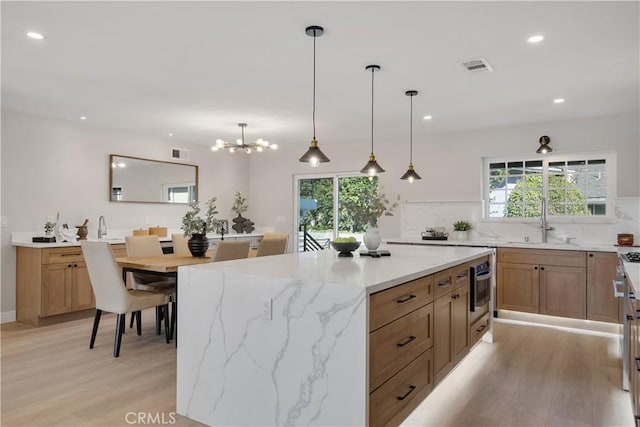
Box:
left=470, top=260, right=491, bottom=312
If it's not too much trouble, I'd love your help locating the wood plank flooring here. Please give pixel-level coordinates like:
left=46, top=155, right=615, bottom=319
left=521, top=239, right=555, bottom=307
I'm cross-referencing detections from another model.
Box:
left=1, top=312, right=634, bottom=426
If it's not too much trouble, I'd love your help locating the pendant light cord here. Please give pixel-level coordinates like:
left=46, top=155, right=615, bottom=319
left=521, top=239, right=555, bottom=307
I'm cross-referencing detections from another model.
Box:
left=312, top=31, right=317, bottom=140
left=409, top=94, right=413, bottom=164
left=241, top=124, right=245, bottom=147
left=370, top=67, right=375, bottom=155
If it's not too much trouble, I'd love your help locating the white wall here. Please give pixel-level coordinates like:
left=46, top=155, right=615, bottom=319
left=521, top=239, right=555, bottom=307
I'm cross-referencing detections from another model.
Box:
left=1, top=109, right=250, bottom=315
left=248, top=112, right=639, bottom=240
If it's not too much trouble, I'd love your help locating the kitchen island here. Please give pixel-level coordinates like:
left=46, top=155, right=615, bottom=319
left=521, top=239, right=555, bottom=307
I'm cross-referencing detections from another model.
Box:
left=176, top=244, right=494, bottom=426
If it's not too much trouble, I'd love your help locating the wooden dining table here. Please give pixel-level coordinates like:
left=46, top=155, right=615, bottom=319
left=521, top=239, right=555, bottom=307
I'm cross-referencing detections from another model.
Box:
left=116, top=254, right=212, bottom=344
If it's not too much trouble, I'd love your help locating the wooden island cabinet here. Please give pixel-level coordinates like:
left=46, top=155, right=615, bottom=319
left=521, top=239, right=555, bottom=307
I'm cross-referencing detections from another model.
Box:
left=17, top=243, right=127, bottom=326
left=497, top=248, right=619, bottom=323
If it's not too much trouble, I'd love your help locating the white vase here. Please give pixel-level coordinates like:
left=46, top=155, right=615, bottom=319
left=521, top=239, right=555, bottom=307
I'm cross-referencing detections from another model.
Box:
left=363, top=225, right=382, bottom=251
left=454, top=230, right=469, bottom=240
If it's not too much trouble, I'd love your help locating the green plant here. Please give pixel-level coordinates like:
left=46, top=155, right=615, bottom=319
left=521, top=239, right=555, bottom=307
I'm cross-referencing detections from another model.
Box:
left=231, top=191, right=248, bottom=215
left=342, top=190, right=400, bottom=228
left=453, top=220, right=472, bottom=231
left=181, top=197, right=220, bottom=236
left=44, top=221, right=55, bottom=235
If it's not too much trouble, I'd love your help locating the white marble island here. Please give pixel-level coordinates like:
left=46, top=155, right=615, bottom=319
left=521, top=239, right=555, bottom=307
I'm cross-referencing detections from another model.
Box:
left=176, top=245, right=494, bottom=426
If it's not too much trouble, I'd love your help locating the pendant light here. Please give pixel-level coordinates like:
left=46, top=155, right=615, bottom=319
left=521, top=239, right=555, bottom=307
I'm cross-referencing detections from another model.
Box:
left=536, top=135, right=552, bottom=154
left=299, top=25, right=330, bottom=167
left=211, top=123, right=277, bottom=154
left=400, top=90, right=422, bottom=183
left=361, top=65, right=385, bottom=176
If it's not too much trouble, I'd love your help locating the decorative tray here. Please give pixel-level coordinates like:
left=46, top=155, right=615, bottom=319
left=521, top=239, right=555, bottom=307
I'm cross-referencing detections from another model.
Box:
left=422, top=236, right=448, bottom=241
left=32, top=236, right=56, bottom=243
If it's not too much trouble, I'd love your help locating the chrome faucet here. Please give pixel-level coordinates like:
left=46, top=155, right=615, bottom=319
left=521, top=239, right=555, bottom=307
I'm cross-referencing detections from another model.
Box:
left=540, top=197, right=553, bottom=243
left=98, top=216, right=107, bottom=239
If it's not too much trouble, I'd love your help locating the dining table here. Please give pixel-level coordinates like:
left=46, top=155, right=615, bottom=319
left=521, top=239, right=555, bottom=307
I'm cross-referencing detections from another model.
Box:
left=116, top=254, right=212, bottom=344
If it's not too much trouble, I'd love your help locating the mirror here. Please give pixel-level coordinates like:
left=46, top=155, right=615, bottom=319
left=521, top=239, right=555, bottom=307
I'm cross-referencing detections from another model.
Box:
left=109, top=154, right=198, bottom=204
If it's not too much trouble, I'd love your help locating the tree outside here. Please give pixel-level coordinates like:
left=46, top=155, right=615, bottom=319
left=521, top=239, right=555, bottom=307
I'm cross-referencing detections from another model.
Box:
left=506, top=175, right=587, bottom=217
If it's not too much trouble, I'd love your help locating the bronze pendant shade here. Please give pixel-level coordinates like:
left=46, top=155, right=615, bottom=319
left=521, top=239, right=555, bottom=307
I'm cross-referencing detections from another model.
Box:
left=361, top=65, right=385, bottom=176
left=400, top=90, right=422, bottom=182
left=299, top=25, right=330, bottom=167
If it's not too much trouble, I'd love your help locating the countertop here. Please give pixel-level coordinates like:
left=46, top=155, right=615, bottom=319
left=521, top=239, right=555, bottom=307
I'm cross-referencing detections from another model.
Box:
left=11, top=232, right=264, bottom=249
left=181, top=244, right=494, bottom=294
left=623, top=257, right=640, bottom=295
left=386, top=237, right=626, bottom=253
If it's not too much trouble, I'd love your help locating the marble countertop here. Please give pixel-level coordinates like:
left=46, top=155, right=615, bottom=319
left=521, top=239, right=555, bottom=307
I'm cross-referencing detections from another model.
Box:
left=11, top=232, right=264, bottom=248
left=181, top=244, right=494, bottom=294
left=386, top=237, right=625, bottom=253
left=622, top=255, right=640, bottom=295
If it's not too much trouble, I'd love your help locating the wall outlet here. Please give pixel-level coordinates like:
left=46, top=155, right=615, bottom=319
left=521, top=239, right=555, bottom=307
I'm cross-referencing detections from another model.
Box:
left=261, top=297, right=272, bottom=320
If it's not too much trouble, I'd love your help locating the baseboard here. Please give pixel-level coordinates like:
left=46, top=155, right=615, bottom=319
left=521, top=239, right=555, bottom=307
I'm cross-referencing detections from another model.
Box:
left=496, top=309, right=621, bottom=338
left=1, top=310, right=16, bottom=324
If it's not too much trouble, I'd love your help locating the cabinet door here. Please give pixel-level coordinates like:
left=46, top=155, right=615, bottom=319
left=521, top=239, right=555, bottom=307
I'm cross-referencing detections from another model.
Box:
left=452, top=285, right=469, bottom=364
left=540, top=265, right=586, bottom=319
left=71, top=262, right=95, bottom=311
left=498, top=262, right=539, bottom=313
left=587, top=252, right=620, bottom=323
left=42, top=264, right=72, bottom=316
left=434, top=293, right=453, bottom=383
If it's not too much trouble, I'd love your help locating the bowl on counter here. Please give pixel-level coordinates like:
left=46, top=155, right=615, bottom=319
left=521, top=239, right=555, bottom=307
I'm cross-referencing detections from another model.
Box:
left=618, top=234, right=635, bottom=246
left=330, top=241, right=361, bottom=257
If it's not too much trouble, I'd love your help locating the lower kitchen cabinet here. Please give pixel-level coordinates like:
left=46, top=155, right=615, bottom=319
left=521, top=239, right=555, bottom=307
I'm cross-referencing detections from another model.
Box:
left=540, top=265, right=586, bottom=319
left=498, top=262, right=540, bottom=313
left=17, top=244, right=126, bottom=326
left=587, top=251, right=620, bottom=323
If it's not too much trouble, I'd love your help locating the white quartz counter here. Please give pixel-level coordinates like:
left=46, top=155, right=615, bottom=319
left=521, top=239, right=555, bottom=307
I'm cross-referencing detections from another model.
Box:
left=176, top=244, right=494, bottom=426
left=387, top=237, right=623, bottom=253
left=10, top=232, right=264, bottom=249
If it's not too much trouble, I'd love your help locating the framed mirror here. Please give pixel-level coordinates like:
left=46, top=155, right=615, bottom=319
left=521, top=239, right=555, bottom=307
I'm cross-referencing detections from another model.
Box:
left=109, top=154, right=198, bottom=204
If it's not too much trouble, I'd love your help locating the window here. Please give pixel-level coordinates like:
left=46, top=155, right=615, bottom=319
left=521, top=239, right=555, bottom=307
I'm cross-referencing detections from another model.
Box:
left=484, top=152, right=615, bottom=220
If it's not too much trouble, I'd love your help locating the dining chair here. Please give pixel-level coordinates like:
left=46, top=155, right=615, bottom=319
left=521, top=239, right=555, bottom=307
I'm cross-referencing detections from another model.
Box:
left=256, top=233, right=289, bottom=257
left=80, top=241, right=171, bottom=357
left=211, top=240, right=251, bottom=262
left=172, top=233, right=190, bottom=255
left=125, top=235, right=176, bottom=333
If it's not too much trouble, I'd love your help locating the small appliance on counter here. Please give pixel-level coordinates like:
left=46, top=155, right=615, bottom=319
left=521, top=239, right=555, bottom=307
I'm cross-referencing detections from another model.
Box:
left=421, top=227, right=448, bottom=240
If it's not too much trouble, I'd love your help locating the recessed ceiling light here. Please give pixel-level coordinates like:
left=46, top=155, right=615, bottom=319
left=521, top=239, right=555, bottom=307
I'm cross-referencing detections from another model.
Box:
left=79, top=116, right=87, bottom=120
left=423, top=115, right=433, bottom=121
left=553, top=98, right=565, bottom=104
left=168, top=133, right=173, bottom=137
left=527, top=35, right=544, bottom=44
left=26, top=31, right=45, bottom=40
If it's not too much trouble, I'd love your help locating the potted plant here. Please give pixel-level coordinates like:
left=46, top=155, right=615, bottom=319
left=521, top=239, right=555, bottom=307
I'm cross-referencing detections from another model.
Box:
left=343, top=190, right=400, bottom=251
left=231, top=191, right=254, bottom=233
left=453, top=220, right=472, bottom=240
left=44, top=221, right=55, bottom=236
left=181, top=197, right=220, bottom=257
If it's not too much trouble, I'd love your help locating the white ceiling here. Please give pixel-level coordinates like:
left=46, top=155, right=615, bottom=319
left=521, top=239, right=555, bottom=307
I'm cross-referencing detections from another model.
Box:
left=2, top=1, right=638, bottom=150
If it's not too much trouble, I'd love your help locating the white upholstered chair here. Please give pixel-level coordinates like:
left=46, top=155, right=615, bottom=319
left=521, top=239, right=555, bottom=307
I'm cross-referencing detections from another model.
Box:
left=125, top=235, right=176, bottom=333
left=171, top=233, right=190, bottom=255
left=256, top=233, right=289, bottom=257
left=211, top=240, right=251, bottom=262
left=80, top=241, right=171, bottom=357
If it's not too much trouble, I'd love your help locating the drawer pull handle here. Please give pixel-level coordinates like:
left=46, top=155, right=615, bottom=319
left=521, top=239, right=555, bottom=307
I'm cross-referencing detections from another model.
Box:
left=396, top=294, right=416, bottom=304
left=61, top=253, right=82, bottom=257
left=397, top=336, right=416, bottom=347
left=397, top=385, right=416, bottom=401
left=457, top=272, right=468, bottom=279
left=438, top=279, right=451, bottom=287
left=476, top=325, right=486, bottom=332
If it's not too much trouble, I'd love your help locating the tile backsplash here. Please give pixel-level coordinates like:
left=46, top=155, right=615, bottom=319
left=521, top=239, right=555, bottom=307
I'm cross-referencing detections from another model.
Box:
left=401, top=197, right=640, bottom=245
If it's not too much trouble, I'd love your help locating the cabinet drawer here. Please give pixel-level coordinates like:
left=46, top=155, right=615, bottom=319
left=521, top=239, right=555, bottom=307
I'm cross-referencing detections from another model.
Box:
left=370, top=276, right=433, bottom=331
left=452, top=263, right=470, bottom=290
left=369, top=348, right=433, bottom=427
left=498, top=248, right=586, bottom=267
left=370, top=303, right=433, bottom=392
left=469, top=313, right=490, bottom=347
left=434, top=269, right=454, bottom=299
left=42, top=247, right=84, bottom=264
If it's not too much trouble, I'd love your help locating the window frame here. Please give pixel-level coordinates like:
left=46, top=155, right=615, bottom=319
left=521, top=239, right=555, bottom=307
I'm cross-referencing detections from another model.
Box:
left=482, top=151, right=616, bottom=223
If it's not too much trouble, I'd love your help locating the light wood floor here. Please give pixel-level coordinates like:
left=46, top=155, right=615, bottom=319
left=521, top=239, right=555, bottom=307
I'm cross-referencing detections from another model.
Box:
left=1, top=313, right=634, bottom=426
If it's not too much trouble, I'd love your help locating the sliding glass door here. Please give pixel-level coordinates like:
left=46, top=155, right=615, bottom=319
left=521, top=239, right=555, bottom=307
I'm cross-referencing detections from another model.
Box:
left=295, top=174, right=379, bottom=252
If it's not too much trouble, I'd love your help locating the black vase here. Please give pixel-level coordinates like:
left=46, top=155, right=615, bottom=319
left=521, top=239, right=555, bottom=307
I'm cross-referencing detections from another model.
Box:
left=187, top=233, right=209, bottom=257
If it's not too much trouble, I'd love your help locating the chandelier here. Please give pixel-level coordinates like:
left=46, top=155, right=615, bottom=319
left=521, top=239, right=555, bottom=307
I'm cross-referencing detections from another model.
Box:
left=211, top=123, right=277, bottom=154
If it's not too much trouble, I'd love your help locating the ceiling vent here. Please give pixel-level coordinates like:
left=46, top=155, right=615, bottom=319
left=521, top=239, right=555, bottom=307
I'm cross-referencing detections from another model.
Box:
left=171, top=148, right=189, bottom=161
left=461, top=57, right=494, bottom=73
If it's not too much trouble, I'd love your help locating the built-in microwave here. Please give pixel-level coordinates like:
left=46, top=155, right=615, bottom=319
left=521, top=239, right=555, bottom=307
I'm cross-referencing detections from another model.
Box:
left=470, top=260, right=491, bottom=312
